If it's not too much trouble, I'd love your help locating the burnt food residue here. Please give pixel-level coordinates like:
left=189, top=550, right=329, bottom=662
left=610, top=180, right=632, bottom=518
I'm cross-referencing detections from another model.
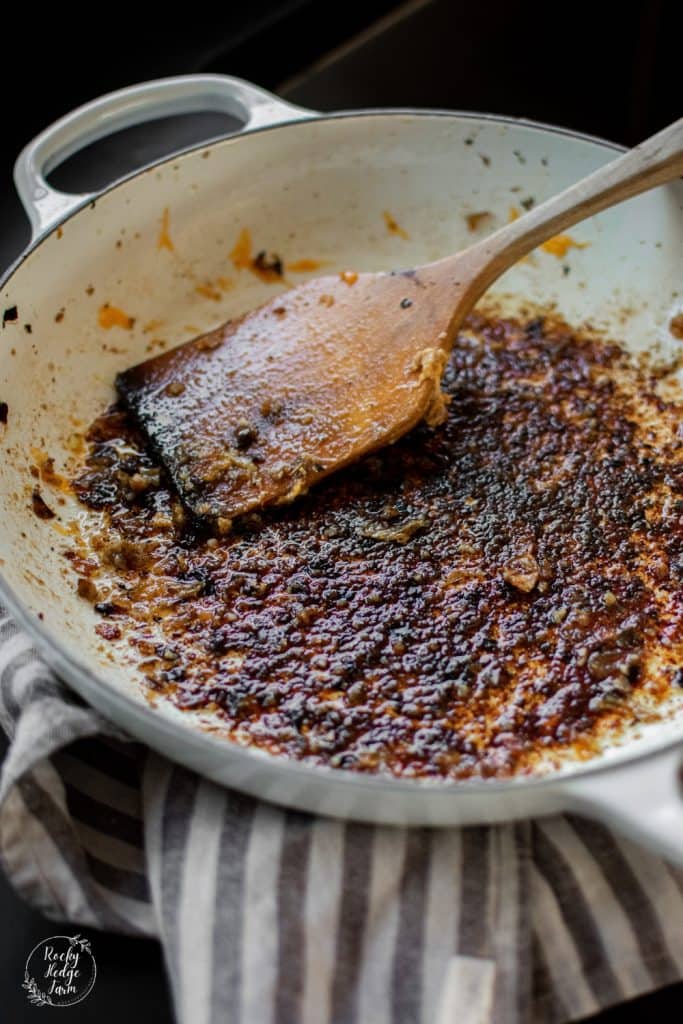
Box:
left=70, top=312, right=683, bottom=779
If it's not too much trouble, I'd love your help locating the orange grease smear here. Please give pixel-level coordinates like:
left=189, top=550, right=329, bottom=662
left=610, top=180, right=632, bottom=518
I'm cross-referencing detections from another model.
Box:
left=196, top=284, right=222, bottom=301
left=157, top=208, right=174, bottom=251
left=466, top=211, right=492, bottom=231
left=383, top=210, right=410, bottom=239
left=196, top=277, right=235, bottom=301
left=230, top=228, right=286, bottom=282
left=31, top=448, right=71, bottom=493
left=541, top=234, right=589, bottom=258
left=98, top=304, right=135, bottom=330
left=143, top=319, right=165, bottom=334
left=669, top=314, right=683, bottom=339
left=508, top=207, right=588, bottom=260
left=288, top=258, right=324, bottom=272
left=230, top=228, right=252, bottom=269
left=251, top=263, right=282, bottom=284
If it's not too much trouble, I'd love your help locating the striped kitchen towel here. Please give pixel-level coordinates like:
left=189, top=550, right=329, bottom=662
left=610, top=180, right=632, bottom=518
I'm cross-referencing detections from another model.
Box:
left=0, top=603, right=682, bottom=1024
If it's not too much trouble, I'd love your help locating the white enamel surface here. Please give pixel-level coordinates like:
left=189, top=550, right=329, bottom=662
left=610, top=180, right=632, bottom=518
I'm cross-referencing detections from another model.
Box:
left=1, top=85, right=682, bottom=853
left=566, top=746, right=683, bottom=866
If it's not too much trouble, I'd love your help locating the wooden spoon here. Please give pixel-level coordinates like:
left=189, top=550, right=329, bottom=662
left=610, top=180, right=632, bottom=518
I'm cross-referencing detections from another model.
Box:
left=118, top=117, right=683, bottom=529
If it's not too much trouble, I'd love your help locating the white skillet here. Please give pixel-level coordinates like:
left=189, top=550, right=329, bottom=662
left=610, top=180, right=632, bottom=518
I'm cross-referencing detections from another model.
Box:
left=1, top=75, right=681, bottom=861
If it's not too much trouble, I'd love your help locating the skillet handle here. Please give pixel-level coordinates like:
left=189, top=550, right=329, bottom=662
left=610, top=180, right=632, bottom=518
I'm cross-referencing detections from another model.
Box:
left=562, top=745, right=683, bottom=865
left=14, top=74, right=312, bottom=240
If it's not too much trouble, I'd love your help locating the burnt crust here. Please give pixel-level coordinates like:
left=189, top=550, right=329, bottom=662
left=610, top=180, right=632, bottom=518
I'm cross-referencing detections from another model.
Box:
left=72, top=312, right=683, bottom=779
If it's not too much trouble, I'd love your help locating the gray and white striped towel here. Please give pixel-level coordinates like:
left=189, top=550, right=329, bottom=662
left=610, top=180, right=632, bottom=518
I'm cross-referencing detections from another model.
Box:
left=1, top=602, right=682, bottom=1024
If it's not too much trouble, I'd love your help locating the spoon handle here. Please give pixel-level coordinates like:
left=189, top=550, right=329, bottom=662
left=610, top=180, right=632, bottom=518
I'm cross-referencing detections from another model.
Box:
left=442, top=116, right=683, bottom=300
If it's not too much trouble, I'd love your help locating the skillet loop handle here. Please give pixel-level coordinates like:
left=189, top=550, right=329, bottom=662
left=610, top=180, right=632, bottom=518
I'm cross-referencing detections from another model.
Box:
left=563, top=745, right=683, bottom=866
left=14, top=74, right=312, bottom=240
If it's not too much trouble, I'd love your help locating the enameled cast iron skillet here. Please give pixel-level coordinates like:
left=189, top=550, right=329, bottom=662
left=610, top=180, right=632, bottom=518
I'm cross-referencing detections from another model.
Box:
left=1, top=76, right=681, bottom=860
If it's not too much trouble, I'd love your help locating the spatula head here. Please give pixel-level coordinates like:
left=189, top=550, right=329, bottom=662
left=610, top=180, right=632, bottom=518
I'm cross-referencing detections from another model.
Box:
left=117, top=270, right=453, bottom=528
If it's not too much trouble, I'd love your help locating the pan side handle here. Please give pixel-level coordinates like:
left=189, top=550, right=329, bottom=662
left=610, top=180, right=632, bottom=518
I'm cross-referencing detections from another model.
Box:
left=562, top=744, right=683, bottom=865
left=14, top=74, right=313, bottom=239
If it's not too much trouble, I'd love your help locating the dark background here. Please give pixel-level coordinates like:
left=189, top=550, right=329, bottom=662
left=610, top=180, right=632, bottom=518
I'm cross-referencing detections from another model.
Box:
left=1, top=1, right=681, bottom=1019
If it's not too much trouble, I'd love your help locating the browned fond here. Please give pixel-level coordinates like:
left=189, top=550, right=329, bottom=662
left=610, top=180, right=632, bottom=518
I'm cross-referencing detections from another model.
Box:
left=70, top=312, right=683, bottom=779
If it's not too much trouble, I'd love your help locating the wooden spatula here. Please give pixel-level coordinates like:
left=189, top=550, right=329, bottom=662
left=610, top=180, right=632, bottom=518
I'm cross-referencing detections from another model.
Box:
left=118, top=117, right=683, bottom=529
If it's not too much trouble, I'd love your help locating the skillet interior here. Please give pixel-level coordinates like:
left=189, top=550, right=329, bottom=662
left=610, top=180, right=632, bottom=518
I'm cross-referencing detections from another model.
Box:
left=0, top=111, right=682, bottom=793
